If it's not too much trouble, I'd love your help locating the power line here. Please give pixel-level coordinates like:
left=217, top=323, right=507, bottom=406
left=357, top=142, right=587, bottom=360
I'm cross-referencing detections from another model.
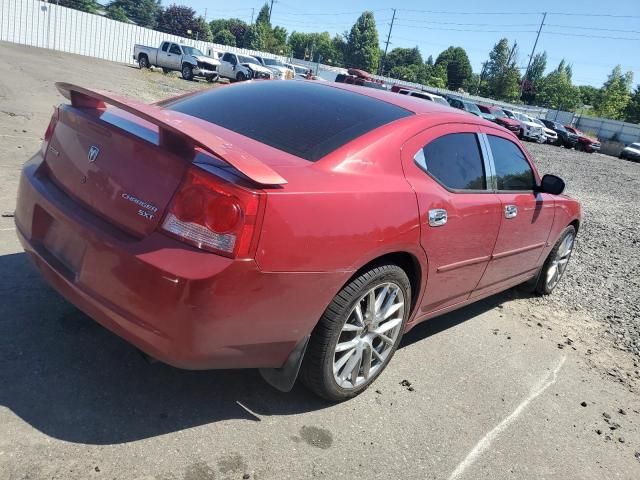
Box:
left=393, top=25, right=538, bottom=34
left=546, top=24, right=640, bottom=35
left=544, top=31, right=640, bottom=41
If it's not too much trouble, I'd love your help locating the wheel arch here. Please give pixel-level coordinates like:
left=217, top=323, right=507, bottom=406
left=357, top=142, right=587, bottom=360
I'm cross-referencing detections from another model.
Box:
left=345, top=251, right=424, bottom=318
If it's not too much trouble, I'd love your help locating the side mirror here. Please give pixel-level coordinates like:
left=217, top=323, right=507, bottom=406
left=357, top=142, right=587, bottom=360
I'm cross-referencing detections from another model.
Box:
left=538, top=174, right=565, bottom=195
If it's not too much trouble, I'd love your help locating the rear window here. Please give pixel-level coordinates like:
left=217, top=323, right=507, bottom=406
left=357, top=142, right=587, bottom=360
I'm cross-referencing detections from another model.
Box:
left=167, top=81, right=411, bottom=161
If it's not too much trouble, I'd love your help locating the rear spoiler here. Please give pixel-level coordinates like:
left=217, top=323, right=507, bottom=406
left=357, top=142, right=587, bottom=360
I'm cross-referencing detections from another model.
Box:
left=55, top=82, right=287, bottom=186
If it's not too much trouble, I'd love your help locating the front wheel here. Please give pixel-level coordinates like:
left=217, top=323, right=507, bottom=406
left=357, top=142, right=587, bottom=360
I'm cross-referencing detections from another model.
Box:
left=300, top=264, right=411, bottom=402
left=535, top=226, right=576, bottom=295
left=181, top=64, right=194, bottom=81
left=236, top=71, right=247, bottom=82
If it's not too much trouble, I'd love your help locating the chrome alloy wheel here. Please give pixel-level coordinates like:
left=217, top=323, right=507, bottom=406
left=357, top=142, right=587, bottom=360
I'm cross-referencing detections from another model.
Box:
left=546, top=232, right=575, bottom=290
left=332, top=282, right=405, bottom=389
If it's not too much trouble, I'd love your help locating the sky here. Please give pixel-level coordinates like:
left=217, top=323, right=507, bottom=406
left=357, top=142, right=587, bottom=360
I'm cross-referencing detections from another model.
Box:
left=182, top=0, right=639, bottom=87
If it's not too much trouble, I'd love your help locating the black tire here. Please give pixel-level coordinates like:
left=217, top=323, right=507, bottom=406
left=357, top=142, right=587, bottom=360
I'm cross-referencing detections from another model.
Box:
left=181, top=64, right=194, bottom=81
left=206, top=73, right=220, bottom=83
left=236, top=71, right=247, bottom=82
left=534, top=226, right=576, bottom=296
left=575, top=142, right=584, bottom=152
left=162, top=67, right=170, bottom=74
left=300, top=264, right=411, bottom=402
left=138, top=55, right=149, bottom=69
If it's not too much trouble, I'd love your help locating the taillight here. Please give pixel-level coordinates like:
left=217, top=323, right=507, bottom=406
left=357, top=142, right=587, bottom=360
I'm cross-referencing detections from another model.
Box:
left=41, top=107, right=59, bottom=156
left=161, top=166, right=264, bottom=258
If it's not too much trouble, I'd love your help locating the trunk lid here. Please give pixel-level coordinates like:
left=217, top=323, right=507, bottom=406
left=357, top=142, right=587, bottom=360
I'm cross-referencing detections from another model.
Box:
left=44, top=83, right=287, bottom=238
left=45, top=106, right=186, bottom=237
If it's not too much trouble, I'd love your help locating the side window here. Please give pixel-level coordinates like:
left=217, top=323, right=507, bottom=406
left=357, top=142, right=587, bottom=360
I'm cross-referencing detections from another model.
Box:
left=398, top=90, right=409, bottom=95
left=222, top=52, right=232, bottom=62
left=161, top=42, right=169, bottom=52
left=413, top=93, right=431, bottom=101
left=487, top=135, right=536, bottom=191
left=414, top=133, right=486, bottom=191
left=169, top=44, right=182, bottom=55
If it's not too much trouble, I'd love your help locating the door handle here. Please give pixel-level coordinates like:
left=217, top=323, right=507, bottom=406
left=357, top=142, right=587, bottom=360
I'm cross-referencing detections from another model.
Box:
left=428, top=209, right=448, bottom=227
left=504, top=204, right=518, bottom=219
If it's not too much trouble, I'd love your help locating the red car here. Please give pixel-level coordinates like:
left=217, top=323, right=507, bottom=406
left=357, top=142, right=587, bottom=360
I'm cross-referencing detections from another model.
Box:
left=15, top=81, right=581, bottom=401
left=564, top=126, right=601, bottom=153
left=477, top=105, right=522, bottom=135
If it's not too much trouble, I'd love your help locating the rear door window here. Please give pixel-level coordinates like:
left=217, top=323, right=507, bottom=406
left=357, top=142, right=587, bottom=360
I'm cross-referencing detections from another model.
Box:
left=161, top=42, right=169, bottom=52
left=169, top=44, right=182, bottom=55
left=167, top=81, right=412, bottom=161
left=487, top=135, right=536, bottom=191
left=414, top=133, right=486, bottom=190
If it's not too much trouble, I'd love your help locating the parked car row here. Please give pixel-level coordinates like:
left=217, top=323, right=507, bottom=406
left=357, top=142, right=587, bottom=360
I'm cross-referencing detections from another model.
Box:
left=133, top=41, right=306, bottom=83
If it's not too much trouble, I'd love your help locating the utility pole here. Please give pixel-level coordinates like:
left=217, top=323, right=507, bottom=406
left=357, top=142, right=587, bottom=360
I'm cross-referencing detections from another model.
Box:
left=379, top=8, right=396, bottom=75
left=250, top=8, right=255, bottom=24
left=268, top=0, right=275, bottom=22
left=520, top=12, right=547, bottom=99
left=203, top=8, right=207, bottom=22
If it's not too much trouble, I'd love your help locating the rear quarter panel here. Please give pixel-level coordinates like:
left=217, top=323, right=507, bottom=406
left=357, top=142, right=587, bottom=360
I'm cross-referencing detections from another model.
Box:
left=255, top=117, right=425, bottom=273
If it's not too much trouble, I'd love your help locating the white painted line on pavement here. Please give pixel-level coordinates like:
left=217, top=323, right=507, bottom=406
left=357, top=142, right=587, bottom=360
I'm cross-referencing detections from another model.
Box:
left=447, top=355, right=567, bottom=480
left=0, top=227, right=16, bottom=231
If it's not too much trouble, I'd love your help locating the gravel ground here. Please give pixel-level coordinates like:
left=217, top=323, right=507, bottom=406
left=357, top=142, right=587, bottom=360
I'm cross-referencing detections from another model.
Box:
left=524, top=143, right=640, bottom=371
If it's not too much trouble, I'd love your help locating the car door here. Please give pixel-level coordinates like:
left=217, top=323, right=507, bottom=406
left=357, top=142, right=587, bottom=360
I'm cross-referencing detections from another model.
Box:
left=167, top=43, right=183, bottom=70
left=156, top=41, right=170, bottom=67
left=220, top=53, right=236, bottom=78
left=401, top=124, right=502, bottom=314
left=473, top=129, right=555, bottom=296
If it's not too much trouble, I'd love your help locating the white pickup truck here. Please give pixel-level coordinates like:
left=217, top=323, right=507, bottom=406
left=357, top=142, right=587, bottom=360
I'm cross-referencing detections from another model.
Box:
left=133, top=41, right=220, bottom=82
left=217, top=52, right=273, bottom=82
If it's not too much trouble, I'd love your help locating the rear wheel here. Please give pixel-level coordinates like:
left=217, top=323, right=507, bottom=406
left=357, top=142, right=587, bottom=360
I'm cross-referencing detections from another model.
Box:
left=138, top=55, right=149, bottom=69
left=535, top=226, right=576, bottom=295
left=300, top=264, right=411, bottom=402
left=236, top=72, right=247, bottom=82
left=181, top=64, right=194, bottom=81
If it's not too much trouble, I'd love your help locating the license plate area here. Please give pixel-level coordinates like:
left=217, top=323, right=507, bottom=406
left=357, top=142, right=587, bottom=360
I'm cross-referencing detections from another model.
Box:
left=32, top=206, right=86, bottom=279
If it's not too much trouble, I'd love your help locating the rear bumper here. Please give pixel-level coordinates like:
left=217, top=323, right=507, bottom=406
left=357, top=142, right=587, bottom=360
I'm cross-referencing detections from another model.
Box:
left=16, top=154, right=347, bottom=370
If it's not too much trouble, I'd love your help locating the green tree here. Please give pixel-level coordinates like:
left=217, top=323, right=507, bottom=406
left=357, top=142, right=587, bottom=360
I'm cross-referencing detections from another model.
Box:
left=108, top=0, right=161, bottom=28
left=288, top=31, right=344, bottom=65
left=382, top=47, right=422, bottom=76
left=255, top=3, right=271, bottom=27
left=484, top=38, right=521, bottom=101
left=577, top=85, right=599, bottom=106
left=193, top=16, right=212, bottom=42
left=106, top=5, right=128, bottom=22
left=594, top=65, right=634, bottom=120
left=244, top=23, right=269, bottom=50
left=58, top=0, right=98, bottom=13
left=213, top=29, right=236, bottom=47
left=345, top=11, right=380, bottom=72
left=156, top=4, right=197, bottom=37
left=536, top=69, right=580, bottom=111
left=624, top=86, right=640, bottom=124
left=521, top=51, right=547, bottom=103
left=426, top=55, right=434, bottom=66
left=435, top=46, right=473, bottom=91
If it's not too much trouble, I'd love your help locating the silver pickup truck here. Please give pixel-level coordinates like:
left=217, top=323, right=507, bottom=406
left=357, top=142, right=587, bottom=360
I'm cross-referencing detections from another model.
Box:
left=133, top=41, right=220, bottom=82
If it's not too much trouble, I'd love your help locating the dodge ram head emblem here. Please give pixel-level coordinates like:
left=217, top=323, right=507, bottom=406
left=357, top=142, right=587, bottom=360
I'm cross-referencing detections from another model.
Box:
left=87, top=145, right=100, bottom=163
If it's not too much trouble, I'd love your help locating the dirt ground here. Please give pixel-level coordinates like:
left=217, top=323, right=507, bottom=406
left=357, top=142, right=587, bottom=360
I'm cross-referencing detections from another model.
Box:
left=1, top=42, right=640, bottom=480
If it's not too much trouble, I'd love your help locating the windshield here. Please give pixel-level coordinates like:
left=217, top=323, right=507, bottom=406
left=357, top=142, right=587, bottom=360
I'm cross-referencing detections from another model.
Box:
left=182, top=46, right=204, bottom=56
left=514, top=112, right=529, bottom=122
left=503, top=110, right=515, bottom=119
left=464, top=102, right=481, bottom=115
left=533, top=118, right=545, bottom=127
left=239, top=55, right=260, bottom=65
left=630, top=143, right=640, bottom=149
left=492, top=109, right=506, bottom=118
left=263, top=58, right=284, bottom=67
